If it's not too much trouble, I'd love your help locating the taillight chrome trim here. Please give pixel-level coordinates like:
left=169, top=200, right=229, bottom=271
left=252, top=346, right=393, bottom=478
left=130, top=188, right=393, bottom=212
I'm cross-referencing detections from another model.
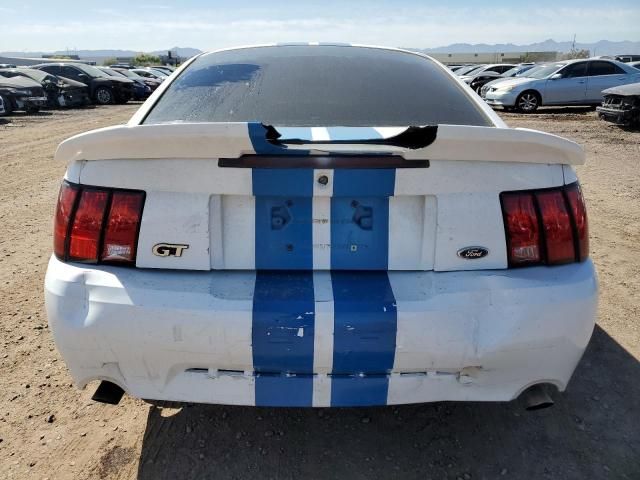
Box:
left=500, top=182, right=589, bottom=268
left=54, top=180, right=146, bottom=266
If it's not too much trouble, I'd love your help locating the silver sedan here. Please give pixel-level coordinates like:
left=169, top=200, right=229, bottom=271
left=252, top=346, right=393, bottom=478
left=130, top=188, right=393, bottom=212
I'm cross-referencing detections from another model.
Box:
left=483, top=59, right=640, bottom=112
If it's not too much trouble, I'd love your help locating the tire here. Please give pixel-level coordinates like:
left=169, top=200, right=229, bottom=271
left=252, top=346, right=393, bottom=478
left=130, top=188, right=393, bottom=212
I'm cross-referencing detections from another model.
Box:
left=0, top=94, right=13, bottom=115
left=94, top=86, right=114, bottom=105
left=516, top=91, right=540, bottom=113
left=25, top=106, right=40, bottom=114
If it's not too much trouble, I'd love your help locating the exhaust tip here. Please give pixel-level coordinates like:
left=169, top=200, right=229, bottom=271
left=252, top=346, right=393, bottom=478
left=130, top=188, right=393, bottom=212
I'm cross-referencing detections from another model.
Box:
left=520, top=384, right=554, bottom=411
left=92, top=381, right=125, bottom=405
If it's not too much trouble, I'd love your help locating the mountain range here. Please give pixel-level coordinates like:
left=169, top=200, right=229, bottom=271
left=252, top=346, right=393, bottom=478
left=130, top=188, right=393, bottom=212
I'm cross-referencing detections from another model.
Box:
left=2, top=40, right=639, bottom=59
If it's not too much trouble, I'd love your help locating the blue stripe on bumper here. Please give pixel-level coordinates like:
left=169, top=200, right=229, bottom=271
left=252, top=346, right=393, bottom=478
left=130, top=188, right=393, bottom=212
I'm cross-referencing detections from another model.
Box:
left=252, top=271, right=316, bottom=406
left=330, top=271, right=397, bottom=406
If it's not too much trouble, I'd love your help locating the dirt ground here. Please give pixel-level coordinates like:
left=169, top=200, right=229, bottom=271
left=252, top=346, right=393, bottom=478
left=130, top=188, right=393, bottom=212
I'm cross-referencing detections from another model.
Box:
left=0, top=105, right=639, bottom=480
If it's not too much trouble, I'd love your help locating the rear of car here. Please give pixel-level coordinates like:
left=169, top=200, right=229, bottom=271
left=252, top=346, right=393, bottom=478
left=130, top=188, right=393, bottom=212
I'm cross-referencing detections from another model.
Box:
left=45, top=45, right=597, bottom=408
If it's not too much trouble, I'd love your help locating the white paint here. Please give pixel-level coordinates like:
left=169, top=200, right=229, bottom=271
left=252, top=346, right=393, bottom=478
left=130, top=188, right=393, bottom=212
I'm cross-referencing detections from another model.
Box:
left=221, top=196, right=255, bottom=269
left=312, top=271, right=334, bottom=375
left=136, top=191, right=211, bottom=270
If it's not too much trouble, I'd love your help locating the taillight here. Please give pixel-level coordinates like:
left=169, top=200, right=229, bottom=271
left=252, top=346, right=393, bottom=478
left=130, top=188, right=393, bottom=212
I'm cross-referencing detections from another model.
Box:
left=53, top=181, right=145, bottom=265
left=53, top=182, right=79, bottom=259
left=565, top=183, right=589, bottom=261
left=501, top=182, right=588, bottom=267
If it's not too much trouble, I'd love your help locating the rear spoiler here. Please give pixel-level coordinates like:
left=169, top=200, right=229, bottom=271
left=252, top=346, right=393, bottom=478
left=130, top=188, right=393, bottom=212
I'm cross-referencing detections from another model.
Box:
left=55, top=122, right=585, bottom=165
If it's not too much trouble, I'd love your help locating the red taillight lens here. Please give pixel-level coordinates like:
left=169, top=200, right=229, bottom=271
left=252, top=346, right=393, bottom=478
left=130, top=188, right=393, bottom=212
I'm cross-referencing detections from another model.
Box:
left=53, top=182, right=79, bottom=259
left=53, top=181, right=145, bottom=265
left=69, top=190, right=109, bottom=262
left=565, top=183, right=589, bottom=261
left=536, top=190, right=575, bottom=265
left=501, top=182, right=588, bottom=267
left=501, top=192, right=541, bottom=265
left=101, top=192, right=144, bottom=262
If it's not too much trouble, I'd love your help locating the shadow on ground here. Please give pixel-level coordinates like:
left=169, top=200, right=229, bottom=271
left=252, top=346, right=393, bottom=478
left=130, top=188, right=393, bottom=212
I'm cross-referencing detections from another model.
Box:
left=136, top=326, right=639, bottom=480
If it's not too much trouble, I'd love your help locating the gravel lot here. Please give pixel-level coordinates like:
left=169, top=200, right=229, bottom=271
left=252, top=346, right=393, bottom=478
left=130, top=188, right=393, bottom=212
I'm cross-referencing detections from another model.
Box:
left=1, top=105, right=639, bottom=480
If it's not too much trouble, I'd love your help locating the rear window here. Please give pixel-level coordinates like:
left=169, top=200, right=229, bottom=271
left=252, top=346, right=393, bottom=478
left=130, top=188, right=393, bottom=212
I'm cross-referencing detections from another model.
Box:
left=144, top=46, right=491, bottom=127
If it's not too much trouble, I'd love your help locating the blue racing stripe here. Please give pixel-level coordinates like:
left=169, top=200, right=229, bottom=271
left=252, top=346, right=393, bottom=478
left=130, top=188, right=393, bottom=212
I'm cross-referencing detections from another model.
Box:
left=331, top=169, right=395, bottom=269
left=330, top=271, right=397, bottom=406
left=249, top=123, right=314, bottom=270
left=253, top=271, right=315, bottom=406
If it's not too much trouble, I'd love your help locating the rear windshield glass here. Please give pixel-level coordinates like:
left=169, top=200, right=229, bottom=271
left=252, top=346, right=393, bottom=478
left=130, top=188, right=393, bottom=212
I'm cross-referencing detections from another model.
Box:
left=144, top=46, right=491, bottom=127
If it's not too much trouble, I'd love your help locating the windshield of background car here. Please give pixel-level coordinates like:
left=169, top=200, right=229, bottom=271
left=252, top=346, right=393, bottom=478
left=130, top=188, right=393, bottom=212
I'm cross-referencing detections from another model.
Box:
left=526, top=63, right=566, bottom=79
left=116, top=69, right=142, bottom=79
left=455, top=65, right=479, bottom=75
left=144, top=46, right=492, bottom=127
left=461, top=66, right=486, bottom=76
left=75, top=64, right=111, bottom=78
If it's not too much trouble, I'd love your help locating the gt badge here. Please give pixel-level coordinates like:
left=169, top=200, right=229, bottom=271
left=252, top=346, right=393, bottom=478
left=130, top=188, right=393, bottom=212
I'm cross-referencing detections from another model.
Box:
left=457, top=246, right=489, bottom=259
left=153, top=243, right=189, bottom=257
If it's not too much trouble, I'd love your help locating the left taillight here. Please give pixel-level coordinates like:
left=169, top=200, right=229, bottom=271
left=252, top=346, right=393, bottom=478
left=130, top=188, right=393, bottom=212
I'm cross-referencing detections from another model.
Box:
left=53, top=181, right=145, bottom=265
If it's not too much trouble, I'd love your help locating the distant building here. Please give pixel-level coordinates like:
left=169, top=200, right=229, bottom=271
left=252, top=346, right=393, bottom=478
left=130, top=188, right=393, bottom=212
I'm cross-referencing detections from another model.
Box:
left=426, top=51, right=559, bottom=65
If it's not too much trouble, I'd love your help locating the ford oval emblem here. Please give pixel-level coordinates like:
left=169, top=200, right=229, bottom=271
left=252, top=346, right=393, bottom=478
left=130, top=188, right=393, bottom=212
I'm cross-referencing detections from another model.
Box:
left=457, top=246, right=489, bottom=259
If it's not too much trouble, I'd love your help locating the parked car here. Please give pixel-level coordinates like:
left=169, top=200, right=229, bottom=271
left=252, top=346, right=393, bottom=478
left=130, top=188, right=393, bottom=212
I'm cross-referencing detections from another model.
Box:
left=0, top=75, right=48, bottom=114
left=484, top=59, right=640, bottom=112
left=0, top=68, right=90, bottom=108
left=109, top=64, right=134, bottom=69
left=111, top=67, right=161, bottom=93
left=130, top=68, right=168, bottom=82
left=33, top=63, right=134, bottom=105
left=149, top=66, right=175, bottom=75
left=458, top=63, right=518, bottom=85
left=596, top=82, right=640, bottom=128
left=468, top=63, right=535, bottom=94
left=46, top=45, right=597, bottom=410
left=614, top=55, right=640, bottom=63
left=479, top=64, right=540, bottom=97
left=98, top=67, right=152, bottom=101
left=0, top=63, right=17, bottom=68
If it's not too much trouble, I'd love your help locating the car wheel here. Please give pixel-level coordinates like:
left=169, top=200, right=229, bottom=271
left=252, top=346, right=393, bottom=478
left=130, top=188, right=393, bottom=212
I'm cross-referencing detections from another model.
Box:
left=0, top=94, right=13, bottom=115
left=516, top=91, right=540, bottom=113
left=94, top=87, right=114, bottom=105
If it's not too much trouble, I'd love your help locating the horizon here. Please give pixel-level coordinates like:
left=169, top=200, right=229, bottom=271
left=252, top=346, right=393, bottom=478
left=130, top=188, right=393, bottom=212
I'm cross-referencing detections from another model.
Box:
left=2, top=0, right=639, bottom=52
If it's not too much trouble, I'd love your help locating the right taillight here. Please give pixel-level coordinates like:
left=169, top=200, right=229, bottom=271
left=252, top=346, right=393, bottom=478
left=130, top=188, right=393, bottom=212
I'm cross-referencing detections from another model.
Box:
left=53, top=181, right=145, bottom=265
left=501, top=182, right=589, bottom=267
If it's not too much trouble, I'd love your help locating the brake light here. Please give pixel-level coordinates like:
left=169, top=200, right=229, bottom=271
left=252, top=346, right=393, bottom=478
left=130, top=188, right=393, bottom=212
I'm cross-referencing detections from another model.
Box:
left=501, top=182, right=589, bottom=267
left=53, top=181, right=145, bottom=265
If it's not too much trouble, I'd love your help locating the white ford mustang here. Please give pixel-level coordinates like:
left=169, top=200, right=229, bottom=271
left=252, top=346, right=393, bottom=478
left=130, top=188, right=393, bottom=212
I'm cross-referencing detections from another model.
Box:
left=45, top=44, right=597, bottom=409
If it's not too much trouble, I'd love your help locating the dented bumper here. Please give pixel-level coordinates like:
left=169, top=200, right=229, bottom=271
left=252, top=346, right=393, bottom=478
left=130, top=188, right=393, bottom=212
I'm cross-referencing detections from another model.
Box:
left=45, top=256, right=597, bottom=407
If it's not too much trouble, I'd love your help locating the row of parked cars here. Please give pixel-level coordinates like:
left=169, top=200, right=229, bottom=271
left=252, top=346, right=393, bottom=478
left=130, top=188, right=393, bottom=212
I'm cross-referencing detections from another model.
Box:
left=450, top=57, right=640, bottom=126
left=0, top=62, right=175, bottom=116
left=449, top=57, right=640, bottom=127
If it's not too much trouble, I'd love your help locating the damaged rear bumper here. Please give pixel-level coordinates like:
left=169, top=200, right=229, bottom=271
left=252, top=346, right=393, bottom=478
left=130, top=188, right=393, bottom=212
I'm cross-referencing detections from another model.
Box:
left=44, top=256, right=597, bottom=407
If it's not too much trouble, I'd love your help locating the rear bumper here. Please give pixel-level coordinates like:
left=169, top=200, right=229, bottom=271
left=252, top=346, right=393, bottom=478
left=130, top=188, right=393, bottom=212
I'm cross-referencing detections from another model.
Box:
left=45, top=256, right=598, bottom=407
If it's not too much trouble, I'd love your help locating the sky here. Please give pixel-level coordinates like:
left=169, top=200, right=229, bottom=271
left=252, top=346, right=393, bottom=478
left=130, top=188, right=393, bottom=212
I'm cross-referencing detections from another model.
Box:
left=1, top=0, right=639, bottom=52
